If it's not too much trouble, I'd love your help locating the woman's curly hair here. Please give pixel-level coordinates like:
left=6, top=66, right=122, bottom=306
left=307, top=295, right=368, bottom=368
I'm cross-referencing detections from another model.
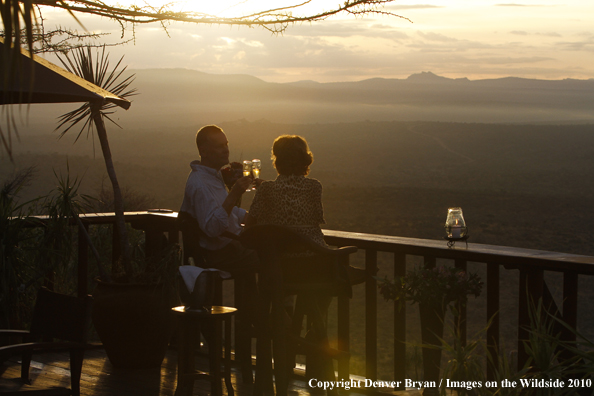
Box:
left=272, top=135, right=313, bottom=176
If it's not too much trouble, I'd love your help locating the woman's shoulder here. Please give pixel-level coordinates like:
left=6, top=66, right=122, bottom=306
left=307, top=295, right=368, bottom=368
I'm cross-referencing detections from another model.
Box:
left=271, top=175, right=322, bottom=190
left=259, top=179, right=278, bottom=189
left=304, top=177, right=323, bottom=189
left=254, top=180, right=273, bottom=195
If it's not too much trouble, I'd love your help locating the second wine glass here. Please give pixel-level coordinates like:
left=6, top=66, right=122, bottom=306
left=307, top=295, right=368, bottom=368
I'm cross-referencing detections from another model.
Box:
left=252, top=159, right=261, bottom=189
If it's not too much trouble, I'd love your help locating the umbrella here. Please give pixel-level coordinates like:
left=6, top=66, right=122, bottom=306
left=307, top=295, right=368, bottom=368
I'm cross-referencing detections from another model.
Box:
left=0, top=39, right=130, bottom=109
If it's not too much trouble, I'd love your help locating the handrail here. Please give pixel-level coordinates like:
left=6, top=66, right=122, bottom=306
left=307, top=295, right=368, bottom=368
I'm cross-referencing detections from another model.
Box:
left=323, top=229, right=594, bottom=273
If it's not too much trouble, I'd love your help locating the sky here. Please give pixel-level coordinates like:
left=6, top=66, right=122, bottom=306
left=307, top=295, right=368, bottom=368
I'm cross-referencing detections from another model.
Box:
left=38, top=0, right=594, bottom=83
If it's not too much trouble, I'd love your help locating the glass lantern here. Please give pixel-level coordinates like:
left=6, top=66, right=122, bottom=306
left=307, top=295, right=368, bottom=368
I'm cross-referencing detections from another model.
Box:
left=445, top=207, right=467, bottom=239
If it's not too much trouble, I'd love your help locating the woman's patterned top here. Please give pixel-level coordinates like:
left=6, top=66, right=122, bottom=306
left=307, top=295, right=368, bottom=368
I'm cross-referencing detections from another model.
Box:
left=249, top=174, right=328, bottom=248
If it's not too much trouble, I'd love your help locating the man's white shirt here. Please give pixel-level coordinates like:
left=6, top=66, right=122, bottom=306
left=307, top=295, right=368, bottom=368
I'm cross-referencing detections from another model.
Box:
left=180, top=161, right=246, bottom=250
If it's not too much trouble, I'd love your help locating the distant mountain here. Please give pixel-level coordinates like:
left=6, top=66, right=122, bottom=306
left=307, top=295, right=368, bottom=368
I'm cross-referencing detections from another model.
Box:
left=131, top=68, right=594, bottom=108
left=17, top=69, right=594, bottom=133
left=405, top=71, right=469, bottom=83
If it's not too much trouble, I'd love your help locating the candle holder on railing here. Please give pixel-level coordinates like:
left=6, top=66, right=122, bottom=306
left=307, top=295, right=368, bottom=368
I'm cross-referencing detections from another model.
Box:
left=444, top=207, right=469, bottom=248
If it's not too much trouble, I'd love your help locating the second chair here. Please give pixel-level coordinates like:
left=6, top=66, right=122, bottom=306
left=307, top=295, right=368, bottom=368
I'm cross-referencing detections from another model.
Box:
left=240, top=224, right=358, bottom=396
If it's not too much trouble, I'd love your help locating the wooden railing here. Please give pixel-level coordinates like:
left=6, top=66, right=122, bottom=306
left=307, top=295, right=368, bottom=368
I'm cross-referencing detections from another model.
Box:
left=322, top=229, right=594, bottom=385
left=56, top=211, right=594, bottom=385
left=54, top=210, right=179, bottom=297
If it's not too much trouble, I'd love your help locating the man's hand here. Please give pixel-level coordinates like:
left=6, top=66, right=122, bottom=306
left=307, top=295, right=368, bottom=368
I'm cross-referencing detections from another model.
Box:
left=223, top=176, right=252, bottom=215
left=231, top=176, right=253, bottom=194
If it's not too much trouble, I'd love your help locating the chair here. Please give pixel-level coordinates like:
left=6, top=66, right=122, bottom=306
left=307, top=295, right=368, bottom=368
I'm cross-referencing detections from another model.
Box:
left=240, top=224, right=358, bottom=396
left=177, top=211, right=254, bottom=384
left=172, top=305, right=237, bottom=396
left=178, top=210, right=209, bottom=267
left=0, top=287, right=92, bottom=396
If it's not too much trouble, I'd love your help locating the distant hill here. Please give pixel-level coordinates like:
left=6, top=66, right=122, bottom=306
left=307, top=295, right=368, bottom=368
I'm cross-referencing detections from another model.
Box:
left=15, top=69, right=594, bottom=135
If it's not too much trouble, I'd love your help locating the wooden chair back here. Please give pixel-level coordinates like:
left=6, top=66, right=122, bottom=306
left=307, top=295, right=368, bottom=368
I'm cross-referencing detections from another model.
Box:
left=0, top=287, right=92, bottom=396
left=30, top=287, right=92, bottom=343
left=241, top=224, right=356, bottom=296
left=177, top=210, right=207, bottom=266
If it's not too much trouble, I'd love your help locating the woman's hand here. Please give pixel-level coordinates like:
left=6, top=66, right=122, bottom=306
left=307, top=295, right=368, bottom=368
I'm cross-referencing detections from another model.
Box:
left=253, top=178, right=264, bottom=189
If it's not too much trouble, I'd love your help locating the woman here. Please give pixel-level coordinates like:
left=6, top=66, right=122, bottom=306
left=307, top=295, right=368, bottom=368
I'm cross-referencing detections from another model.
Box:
left=245, top=134, right=327, bottom=249
left=245, top=135, right=338, bottom=386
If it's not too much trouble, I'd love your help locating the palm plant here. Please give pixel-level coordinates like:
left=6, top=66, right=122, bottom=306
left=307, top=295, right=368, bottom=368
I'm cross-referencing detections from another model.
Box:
left=56, top=46, right=136, bottom=281
left=438, top=314, right=529, bottom=396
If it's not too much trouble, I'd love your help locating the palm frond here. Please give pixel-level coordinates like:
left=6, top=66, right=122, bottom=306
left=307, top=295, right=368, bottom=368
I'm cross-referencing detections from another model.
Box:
left=54, top=45, right=136, bottom=141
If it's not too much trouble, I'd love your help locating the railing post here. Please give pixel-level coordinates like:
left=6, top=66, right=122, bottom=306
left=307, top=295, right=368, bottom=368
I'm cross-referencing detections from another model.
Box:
left=365, top=249, right=378, bottom=382
left=337, top=282, right=350, bottom=381
left=562, top=271, right=578, bottom=342
left=112, top=223, right=120, bottom=267
left=394, top=252, right=406, bottom=390
left=424, top=256, right=436, bottom=269
left=454, top=259, right=468, bottom=347
left=518, top=267, right=544, bottom=370
left=486, top=262, right=499, bottom=381
left=518, top=269, right=528, bottom=370
left=145, top=229, right=165, bottom=271
left=77, top=221, right=89, bottom=298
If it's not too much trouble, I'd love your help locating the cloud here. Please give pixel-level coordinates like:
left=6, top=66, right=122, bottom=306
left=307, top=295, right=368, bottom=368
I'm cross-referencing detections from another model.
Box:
left=472, top=56, right=553, bottom=65
left=510, top=30, right=529, bottom=36
left=238, top=39, right=264, bottom=48
left=555, top=38, right=594, bottom=52
left=537, top=32, right=562, bottom=37
left=219, top=37, right=236, bottom=45
left=417, top=31, right=458, bottom=42
left=285, top=21, right=409, bottom=40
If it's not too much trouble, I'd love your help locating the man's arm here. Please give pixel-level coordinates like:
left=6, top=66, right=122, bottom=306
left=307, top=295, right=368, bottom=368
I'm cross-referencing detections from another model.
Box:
left=222, top=176, right=252, bottom=215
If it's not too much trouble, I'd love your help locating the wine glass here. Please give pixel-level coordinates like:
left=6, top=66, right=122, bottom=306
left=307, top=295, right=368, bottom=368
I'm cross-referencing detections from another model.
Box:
left=251, top=159, right=261, bottom=189
left=242, top=160, right=253, bottom=191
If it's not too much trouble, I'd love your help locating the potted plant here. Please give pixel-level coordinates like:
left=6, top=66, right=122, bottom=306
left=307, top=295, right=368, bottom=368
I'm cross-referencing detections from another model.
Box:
left=54, top=46, right=181, bottom=368
left=90, top=242, right=180, bottom=368
left=377, top=264, right=483, bottom=395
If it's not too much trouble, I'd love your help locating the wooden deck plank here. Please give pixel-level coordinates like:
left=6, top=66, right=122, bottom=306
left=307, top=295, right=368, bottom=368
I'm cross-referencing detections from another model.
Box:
left=1, top=347, right=422, bottom=396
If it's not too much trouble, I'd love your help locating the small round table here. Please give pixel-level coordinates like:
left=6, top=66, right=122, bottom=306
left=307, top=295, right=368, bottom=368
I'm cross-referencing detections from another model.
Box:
left=172, top=305, right=237, bottom=396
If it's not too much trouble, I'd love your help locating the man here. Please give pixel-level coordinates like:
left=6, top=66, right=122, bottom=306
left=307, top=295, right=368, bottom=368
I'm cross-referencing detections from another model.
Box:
left=179, top=124, right=257, bottom=274
left=179, top=125, right=258, bottom=382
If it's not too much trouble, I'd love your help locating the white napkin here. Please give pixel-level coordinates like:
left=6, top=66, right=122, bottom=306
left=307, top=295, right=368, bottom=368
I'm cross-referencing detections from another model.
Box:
left=179, top=265, right=232, bottom=293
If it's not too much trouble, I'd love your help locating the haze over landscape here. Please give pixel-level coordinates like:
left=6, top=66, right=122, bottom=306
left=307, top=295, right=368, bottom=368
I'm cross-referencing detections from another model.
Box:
left=14, top=69, right=594, bottom=132
left=5, top=67, right=594, bottom=257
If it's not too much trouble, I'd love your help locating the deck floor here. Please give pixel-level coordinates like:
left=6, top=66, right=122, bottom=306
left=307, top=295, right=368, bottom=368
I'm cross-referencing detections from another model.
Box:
left=0, top=346, right=422, bottom=396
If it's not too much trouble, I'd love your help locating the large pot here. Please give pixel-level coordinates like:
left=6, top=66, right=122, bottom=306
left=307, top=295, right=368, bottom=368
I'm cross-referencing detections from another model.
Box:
left=92, top=279, right=174, bottom=368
